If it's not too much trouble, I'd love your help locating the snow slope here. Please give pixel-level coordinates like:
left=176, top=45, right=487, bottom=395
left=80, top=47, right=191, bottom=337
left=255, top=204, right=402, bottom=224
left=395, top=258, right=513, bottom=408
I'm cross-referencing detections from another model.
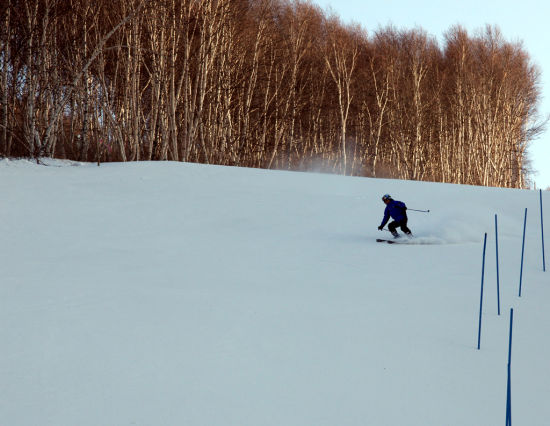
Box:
left=1, top=159, right=548, bottom=426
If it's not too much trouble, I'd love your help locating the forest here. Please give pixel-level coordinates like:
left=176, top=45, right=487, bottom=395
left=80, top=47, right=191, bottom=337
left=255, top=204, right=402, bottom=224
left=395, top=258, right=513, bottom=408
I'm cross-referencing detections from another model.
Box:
left=0, top=0, right=546, bottom=187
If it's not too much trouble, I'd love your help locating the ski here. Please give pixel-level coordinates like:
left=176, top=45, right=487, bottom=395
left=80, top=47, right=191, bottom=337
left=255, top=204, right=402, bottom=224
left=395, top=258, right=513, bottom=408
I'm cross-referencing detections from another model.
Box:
left=376, top=237, right=414, bottom=244
left=376, top=238, right=398, bottom=244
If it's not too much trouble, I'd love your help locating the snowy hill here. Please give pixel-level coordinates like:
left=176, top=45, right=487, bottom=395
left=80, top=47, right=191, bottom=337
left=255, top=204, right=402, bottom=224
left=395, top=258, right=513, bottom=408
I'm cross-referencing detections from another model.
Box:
left=1, top=159, right=548, bottom=426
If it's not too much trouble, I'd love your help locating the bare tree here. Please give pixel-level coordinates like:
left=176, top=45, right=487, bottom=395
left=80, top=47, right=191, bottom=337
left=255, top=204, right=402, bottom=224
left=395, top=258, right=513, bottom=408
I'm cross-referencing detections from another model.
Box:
left=1, top=0, right=543, bottom=188
left=0, top=0, right=10, bottom=155
left=323, top=16, right=361, bottom=174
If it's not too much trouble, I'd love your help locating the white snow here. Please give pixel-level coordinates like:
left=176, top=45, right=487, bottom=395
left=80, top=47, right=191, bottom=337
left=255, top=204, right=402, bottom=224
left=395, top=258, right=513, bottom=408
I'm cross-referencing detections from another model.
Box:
left=1, top=159, right=548, bottom=425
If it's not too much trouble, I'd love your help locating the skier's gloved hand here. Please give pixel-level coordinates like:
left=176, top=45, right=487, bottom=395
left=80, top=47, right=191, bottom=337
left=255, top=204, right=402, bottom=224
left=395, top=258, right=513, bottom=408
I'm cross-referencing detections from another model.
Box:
left=378, top=225, right=383, bottom=231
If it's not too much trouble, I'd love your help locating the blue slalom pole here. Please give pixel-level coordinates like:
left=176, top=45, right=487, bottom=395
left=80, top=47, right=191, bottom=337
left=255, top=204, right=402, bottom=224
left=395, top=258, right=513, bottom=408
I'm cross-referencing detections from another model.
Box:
left=541, top=190, right=546, bottom=272
left=506, top=363, right=512, bottom=426
left=519, top=208, right=527, bottom=297
left=495, top=214, right=501, bottom=316
left=477, top=233, right=487, bottom=350
left=505, top=308, right=514, bottom=426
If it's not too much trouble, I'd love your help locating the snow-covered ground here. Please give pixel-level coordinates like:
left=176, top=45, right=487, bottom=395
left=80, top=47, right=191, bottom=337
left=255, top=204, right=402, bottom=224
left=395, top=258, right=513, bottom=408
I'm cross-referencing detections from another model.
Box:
left=1, top=159, right=548, bottom=426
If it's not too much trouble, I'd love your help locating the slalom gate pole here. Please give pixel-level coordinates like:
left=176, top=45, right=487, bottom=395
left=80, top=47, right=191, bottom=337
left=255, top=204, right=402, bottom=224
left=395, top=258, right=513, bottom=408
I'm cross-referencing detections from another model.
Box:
left=495, top=215, right=501, bottom=316
left=477, top=233, right=487, bottom=350
left=519, top=208, right=527, bottom=297
left=506, top=363, right=512, bottom=426
left=408, top=208, right=430, bottom=213
left=540, top=190, right=546, bottom=272
left=505, top=308, right=514, bottom=426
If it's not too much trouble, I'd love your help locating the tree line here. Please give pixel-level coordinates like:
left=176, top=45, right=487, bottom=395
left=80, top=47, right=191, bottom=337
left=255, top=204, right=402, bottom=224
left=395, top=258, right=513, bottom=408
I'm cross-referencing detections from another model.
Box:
left=0, top=0, right=546, bottom=187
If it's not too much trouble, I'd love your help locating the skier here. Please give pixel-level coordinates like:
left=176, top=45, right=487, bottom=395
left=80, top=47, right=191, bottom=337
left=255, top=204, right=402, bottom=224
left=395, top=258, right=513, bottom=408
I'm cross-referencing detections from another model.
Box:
left=378, top=194, right=412, bottom=238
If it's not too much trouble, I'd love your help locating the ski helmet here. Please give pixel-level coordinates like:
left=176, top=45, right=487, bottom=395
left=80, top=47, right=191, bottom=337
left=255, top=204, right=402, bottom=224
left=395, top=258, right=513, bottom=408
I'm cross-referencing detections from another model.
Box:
left=382, top=194, right=392, bottom=201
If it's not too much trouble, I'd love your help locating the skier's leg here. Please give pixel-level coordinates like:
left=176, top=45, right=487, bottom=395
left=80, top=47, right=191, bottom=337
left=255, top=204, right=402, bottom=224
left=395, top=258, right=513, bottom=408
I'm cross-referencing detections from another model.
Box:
left=388, top=221, right=399, bottom=238
left=399, top=219, right=412, bottom=236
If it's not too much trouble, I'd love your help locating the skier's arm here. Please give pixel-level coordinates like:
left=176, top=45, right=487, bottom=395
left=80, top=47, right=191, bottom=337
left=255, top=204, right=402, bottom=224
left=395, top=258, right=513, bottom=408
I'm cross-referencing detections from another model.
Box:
left=380, top=209, right=390, bottom=228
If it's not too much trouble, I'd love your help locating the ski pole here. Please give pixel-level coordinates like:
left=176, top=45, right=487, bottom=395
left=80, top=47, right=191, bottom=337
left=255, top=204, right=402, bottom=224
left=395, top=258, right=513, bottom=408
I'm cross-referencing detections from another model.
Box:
left=408, top=208, right=430, bottom=213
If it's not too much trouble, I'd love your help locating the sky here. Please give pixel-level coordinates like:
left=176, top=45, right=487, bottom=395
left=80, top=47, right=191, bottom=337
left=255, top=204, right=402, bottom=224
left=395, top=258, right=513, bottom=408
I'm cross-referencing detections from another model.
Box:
left=313, top=0, right=550, bottom=189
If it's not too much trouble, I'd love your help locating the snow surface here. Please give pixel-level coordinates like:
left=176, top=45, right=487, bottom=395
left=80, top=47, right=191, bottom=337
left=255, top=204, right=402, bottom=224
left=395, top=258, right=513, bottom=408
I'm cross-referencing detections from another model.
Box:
left=1, top=159, right=549, bottom=426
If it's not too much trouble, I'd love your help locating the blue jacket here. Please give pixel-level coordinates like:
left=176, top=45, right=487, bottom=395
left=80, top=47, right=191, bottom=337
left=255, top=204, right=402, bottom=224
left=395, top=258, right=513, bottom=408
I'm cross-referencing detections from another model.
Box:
left=380, top=199, right=407, bottom=227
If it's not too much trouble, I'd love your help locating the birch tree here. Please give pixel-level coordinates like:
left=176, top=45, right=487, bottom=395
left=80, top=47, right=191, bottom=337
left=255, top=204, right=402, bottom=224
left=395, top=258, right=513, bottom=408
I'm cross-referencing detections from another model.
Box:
left=323, top=17, right=361, bottom=174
